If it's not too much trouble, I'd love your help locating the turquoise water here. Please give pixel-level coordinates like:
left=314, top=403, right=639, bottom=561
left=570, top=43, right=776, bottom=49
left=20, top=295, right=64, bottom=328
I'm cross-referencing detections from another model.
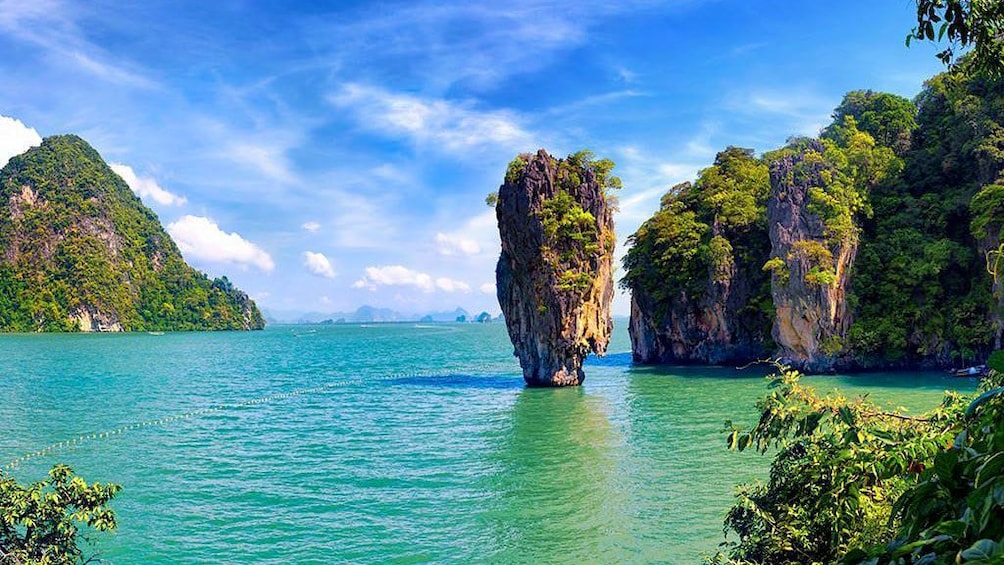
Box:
left=0, top=323, right=976, bottom=563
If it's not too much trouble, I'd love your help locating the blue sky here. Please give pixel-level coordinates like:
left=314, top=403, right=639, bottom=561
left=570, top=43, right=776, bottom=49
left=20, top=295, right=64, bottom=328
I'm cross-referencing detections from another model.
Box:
left=0, top=0, right=947, bottom=317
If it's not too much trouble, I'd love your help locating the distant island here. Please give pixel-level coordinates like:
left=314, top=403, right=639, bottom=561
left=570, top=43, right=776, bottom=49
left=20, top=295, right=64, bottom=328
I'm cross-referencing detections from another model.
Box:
left=264, top=305, right=501, bottom=325
left=623, top=68, right=1004, bottom=372
left=0, top=135, right=264, bottom=332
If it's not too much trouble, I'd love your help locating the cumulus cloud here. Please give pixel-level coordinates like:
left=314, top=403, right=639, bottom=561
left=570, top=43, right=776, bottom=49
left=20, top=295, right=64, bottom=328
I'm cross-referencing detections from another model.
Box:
left=435, top=277, right=471, bottom=293
left=434, top=210, right=499, bottom=259
left=0, top=115, right=42, bottom=167
left=303, top=251, right=336, bottom=279
left=353, top=265, right=470, bottom=293
left=435, top=232, right=481, bottom=256
left=109, top=163, right=187, bottom=206
left=330, top=84, right=534, bottom=153
left=301, top=221, right=321, bottom=232
left=167, top=215, right=274, bottom=272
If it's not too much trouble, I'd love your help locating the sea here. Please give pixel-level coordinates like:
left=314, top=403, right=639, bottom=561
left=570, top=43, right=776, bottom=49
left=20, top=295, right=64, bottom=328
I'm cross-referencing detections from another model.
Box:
left=0, top=322, right=976, bottom=564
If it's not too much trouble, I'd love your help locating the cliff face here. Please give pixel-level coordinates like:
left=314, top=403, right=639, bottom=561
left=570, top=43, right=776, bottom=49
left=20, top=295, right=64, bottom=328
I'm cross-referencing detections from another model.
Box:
left=766, top=140, right=857, bottom=372
left=628, top=228, right=772, bottom=365
left=624, top=76, right=1004, bottom=372
left=0, top=135, right=264, bottom=332
left=623, top=148, right=773, bottom=366
left=495, top=149, right=615, bottom=386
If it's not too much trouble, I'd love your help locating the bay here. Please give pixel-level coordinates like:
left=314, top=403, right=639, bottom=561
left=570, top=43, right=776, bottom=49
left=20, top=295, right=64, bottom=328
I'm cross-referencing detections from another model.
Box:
left=0, top=323, right=975, bottom=563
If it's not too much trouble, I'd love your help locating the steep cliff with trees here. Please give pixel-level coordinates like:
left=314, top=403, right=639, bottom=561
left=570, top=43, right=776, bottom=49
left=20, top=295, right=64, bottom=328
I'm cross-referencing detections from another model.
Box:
left=624, top=66, right=1004, bottom=371
left=622, top=147, right=774, bottom=364
left=0, top=135, right=264, bottom=332
left=494, top=149, right=617, bottom=386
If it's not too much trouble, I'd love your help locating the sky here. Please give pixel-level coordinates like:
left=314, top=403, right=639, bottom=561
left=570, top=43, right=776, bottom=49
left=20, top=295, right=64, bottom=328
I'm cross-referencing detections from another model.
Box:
left=0, top=0, right=949, bottom=317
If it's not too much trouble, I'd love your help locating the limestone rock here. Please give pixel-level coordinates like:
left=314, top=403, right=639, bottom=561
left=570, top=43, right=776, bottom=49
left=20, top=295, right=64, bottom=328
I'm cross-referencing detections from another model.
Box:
left=627, top=245, right=772, bottom=365
left=0, top=135, right=265, bottom=332
left=495, top=149, right=615, bottom=386
left=766, top=140, right=856, bottom=371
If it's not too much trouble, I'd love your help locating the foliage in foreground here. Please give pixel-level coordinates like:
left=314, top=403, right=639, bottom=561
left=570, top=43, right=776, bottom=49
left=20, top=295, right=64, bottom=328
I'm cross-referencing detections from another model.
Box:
left=910, top=0, right=1004, bottom=78
left=0, top=465, right=119, bottom=565
left=709, top=363, right=1004, bottom=565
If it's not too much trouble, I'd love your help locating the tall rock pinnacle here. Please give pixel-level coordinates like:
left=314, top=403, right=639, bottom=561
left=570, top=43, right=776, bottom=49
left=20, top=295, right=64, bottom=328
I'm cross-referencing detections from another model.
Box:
left=494, top=149, right=616, bottom=386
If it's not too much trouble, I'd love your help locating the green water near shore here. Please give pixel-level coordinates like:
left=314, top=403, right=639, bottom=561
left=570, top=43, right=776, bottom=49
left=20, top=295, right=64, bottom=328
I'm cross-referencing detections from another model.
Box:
left=0, top=323, right=976, bottom=563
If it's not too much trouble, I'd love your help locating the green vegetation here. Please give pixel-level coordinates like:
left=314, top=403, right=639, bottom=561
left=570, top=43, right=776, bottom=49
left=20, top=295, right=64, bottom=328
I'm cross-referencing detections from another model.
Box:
left=621, top=146, right=772, bottom=321
left=623, top=64, right=1004, bottom=367
left=504, top=150, right=618, bottom=296
left=710, top=364, right=1004, bottom=565
left=0, top=135, right=264, bottom=332
left=849, top=70, right=1002, bottom=365
left=1, top=465, right=119, bottom=564
left=910, top=0, right=1004, bottom=77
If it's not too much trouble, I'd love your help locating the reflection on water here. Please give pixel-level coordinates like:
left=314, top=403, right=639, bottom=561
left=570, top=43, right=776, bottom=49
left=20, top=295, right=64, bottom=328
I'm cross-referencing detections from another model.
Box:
left=482, top=385, right=635, bottom=563
left=0, top=325, right=980, bottom=564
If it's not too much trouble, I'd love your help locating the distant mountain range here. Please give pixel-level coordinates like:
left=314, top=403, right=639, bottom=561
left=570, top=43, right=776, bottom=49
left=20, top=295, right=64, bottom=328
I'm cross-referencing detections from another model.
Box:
left=263, top=305, right=502, bottom=324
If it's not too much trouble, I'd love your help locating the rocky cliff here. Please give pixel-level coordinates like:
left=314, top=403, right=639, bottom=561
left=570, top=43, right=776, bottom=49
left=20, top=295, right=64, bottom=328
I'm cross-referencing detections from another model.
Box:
left=623, top=148, right=774, bottom=365
left=766, top=140, right=857, bottom=372
left=0, top=135, right=264, bottom=332
left=624, top=73, right=1004, bottom=372
left=495, top=149, right=616, bottom=386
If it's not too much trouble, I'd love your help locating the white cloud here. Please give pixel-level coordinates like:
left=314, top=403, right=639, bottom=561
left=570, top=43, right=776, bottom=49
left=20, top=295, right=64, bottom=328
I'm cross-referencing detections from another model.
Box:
left=330, top=84, right=535, bottom=153
left=435, top=232, right=481, bottom=256
left=308, top=0, right=666, bottom=91
left=433, top=210, right=499, bottom=260
left=353, top=265, right=471, bottom=293
left=109, top=163, right=187, bottom=206
left=0, top=115, right=42, bottom=167
left=0, top=2, right=155, bottom=89
left=480, top=282, right=496, bottom=294
left=435, top=277, right=471, bottom=293
left=69, top=51, right=156, bottom=89
left=303, top=251, right=336, bottom=279
left=167, top=215, right=274, bottom=272
left=730, top=88, right=835, bottom=138
left=302, top=221, right=321, bottom=232
left=353, top=265, right=433, bottom=291
left=223, top=142, right=297, bottom=184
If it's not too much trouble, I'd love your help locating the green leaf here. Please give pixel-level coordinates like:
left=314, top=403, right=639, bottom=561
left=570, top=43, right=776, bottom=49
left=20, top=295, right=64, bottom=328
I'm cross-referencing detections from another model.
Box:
left=932, top=519, right=967, bottom=538
left=960, top=539, right=1001, bottom=561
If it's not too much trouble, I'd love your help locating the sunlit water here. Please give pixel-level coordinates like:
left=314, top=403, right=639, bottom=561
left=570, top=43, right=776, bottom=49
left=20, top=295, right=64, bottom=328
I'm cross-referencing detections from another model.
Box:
left=0, top=323, right=976, bottom=563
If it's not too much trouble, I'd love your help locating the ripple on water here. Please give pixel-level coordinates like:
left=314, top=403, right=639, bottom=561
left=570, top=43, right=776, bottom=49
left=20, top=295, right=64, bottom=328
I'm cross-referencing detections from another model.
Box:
left=0, top=324, right=976, bottom=564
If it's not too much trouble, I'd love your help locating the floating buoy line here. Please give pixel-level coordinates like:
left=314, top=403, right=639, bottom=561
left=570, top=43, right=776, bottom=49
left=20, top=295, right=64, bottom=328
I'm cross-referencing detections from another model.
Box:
left=2, top=367, right=506, bottom=473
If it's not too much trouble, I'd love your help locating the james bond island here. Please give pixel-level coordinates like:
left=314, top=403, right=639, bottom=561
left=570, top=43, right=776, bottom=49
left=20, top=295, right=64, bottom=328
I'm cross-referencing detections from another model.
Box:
left=494, top=149, right=617, bottom=386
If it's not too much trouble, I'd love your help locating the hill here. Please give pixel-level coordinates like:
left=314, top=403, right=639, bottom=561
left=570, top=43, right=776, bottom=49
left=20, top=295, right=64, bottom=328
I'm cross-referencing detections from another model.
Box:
left=0, top=135, right=264, bottom=331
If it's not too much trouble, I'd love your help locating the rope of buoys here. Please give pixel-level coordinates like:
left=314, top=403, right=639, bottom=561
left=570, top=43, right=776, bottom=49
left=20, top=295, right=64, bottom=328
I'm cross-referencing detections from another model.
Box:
left=1, top=367, right=508, bottom=472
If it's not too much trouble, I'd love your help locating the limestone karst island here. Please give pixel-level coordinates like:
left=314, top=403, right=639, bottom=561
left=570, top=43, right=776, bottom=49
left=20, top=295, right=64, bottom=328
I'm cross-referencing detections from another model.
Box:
left=3, top=2, right=1004, bottom=565
left=0, top=135, right=263, bottom=332
left=494, top=149, right=616, bottom=386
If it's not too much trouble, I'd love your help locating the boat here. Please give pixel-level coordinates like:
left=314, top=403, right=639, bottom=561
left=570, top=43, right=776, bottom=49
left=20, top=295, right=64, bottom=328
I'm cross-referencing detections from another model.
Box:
left=952, top=365, right=988, bottom=378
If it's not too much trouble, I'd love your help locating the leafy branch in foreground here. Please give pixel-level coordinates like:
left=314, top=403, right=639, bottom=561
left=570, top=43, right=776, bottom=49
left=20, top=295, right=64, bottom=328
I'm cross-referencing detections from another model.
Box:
left=909, top=0, right=1004, bottom=77
left=710, top=361, right=1004, bottom=564
left=0, top=464, right=120, bottom=564
left=843, top=368, right=1004, bottom=564
left=708, top=365, right=965, bottom=564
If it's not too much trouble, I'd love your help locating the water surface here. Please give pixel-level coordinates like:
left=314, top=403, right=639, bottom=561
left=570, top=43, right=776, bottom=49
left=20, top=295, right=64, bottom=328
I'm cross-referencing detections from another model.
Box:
left=0, top=323, right=975, bottom=563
